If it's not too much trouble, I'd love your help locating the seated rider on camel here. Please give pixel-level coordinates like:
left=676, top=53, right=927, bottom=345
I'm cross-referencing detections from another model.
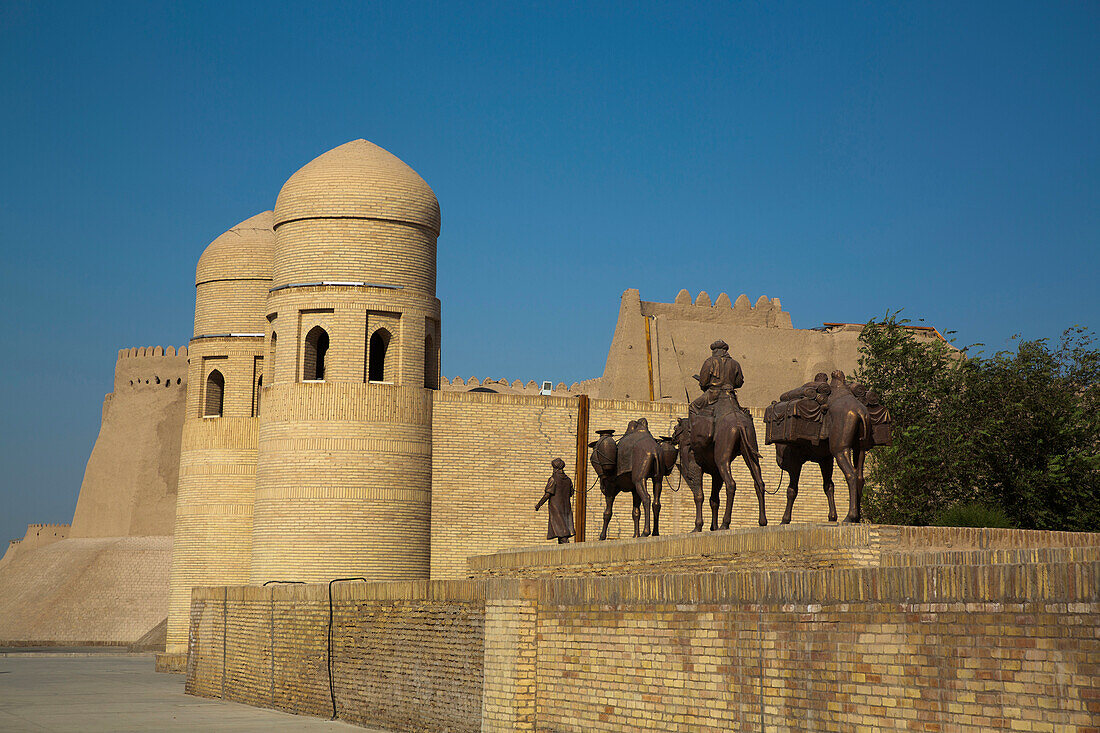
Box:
left=689, top=339, right=745, bottom=427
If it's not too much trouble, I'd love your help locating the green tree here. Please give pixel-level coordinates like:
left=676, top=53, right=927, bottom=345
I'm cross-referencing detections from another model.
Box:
left=854, top=315, right=1099, bottom=531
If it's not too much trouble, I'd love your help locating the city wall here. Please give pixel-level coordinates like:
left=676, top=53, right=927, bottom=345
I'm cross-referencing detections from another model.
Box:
left=597, top=289, right=944, bottom=407
left=0, top=536, right=172, bottom=645
left=186, top=525, right=1100, bottom=732
left=70, top=346, right=189, bottom=537
left=0, top=523, right=69, bottom=568
left=430, top=391, right=827, bottom=580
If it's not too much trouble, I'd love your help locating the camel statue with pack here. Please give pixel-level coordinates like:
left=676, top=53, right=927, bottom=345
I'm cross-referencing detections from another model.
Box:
left=669, top=340, right=768, bottom=530
left=588, top=418, right=678, bottom=540
left=763, top=370, right=891, bottom=523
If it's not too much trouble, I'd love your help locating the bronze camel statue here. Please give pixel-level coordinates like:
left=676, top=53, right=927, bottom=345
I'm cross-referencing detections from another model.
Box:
left=589, top=419, right=678, bottom=539
left=670, top=409, right=768, bottom=531
left=776, top=370, right=873, bottom=524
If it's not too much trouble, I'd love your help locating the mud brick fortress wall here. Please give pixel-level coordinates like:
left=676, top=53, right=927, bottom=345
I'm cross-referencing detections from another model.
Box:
left=187, top=525, right=1100, bottom=732
left=71, top=345, right=188, bottom=538
left=0, top=345, right=184, bottom=646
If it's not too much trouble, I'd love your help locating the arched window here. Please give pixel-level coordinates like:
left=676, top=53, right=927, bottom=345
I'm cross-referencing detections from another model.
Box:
left=303, top=326, right=329, bottom=381
left=270, top=332, right=277, bottom=369
left=424, top=334, right=437, bottom=389
left=368, top=329, right=391, bottom=383
left=204, top=370, right=224, bottom=417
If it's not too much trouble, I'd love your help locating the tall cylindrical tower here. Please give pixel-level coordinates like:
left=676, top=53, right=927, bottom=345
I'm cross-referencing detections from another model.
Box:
left=165, top=211, right=274, bottom=656
left=251, top=140, right=441, bottom=583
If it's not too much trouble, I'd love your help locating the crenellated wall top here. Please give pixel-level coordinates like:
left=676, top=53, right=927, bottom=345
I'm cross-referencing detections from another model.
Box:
left=117, top=345, right=189, bottom=359
left=113, top=345, right=190, bottom=392
left=440, top=376, right=601, bottom=397
left=641, top=289, right=793, bottom=328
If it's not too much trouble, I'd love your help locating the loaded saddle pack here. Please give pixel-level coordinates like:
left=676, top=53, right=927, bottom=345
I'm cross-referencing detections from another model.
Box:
left=763, top=379, right=892, bottom=446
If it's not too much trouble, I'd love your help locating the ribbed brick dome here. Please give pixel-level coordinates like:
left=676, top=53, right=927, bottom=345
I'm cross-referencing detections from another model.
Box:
left=273, top=140, right=440, bottom=235
left=195, top=211, right=275, bottom=285
left=193, top=211, right=275, bottom=336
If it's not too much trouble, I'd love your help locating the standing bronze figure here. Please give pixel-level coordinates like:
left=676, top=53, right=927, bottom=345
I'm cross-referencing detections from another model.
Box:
left=764, top=371, right=891, bottom=523
left=535, top=458, right=575, bottom=543
left=588, top=419, right=678, bottom=540
left=671, top=341, right=768, bottom=529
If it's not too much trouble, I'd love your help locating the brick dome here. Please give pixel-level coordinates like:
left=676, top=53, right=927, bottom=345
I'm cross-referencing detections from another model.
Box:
left=273, top=140, right=440, bottom=236
left=195, top=211, right=275, bottom=285
left=193, top=211, right=275, bottom=336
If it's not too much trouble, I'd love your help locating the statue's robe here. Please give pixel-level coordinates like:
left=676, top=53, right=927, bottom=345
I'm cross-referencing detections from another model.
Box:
left=543, top=469, right=575, bottom=540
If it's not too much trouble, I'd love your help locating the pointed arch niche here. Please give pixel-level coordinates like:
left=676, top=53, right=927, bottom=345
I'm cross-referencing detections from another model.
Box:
left=368, top=328, right=393, bottom=384
left=303, top=326, right=330, bottom=381
left=204, top=370, right=225, bottom=417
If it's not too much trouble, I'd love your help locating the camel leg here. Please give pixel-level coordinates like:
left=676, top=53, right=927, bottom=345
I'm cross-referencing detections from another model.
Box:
left=631, top=491, right=641, bottom=538
left=685, top=464, right=704, bottom=533
left=741, top=441, right=767, bottom=528
left=821, top=459, right=838, bottom=522
left=718, top=463, right=736, bottom=530
left=632, top=480, right=653, bottom=537
left=781, top=459, right=803, bottom=525
left=637, top=484, right=653, bottom=537
left=599, top=484, right=615, bottom=541
left=833, top=448, right=860, bottom=523
left=851, top=445, right=866, bottom=523
left=651, top=474, right=663, bottom=537
left=709, top=474, right=722, bottom=531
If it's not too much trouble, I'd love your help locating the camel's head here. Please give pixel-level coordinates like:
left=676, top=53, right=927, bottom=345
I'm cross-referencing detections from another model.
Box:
left=670, top=417, right=688, bottom=445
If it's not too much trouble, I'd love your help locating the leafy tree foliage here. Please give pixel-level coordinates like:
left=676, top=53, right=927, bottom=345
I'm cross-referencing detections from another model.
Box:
left=854, top=314, right=1099, bottom=531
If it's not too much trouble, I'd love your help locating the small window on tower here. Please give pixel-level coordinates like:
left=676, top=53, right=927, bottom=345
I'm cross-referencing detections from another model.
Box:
left=369, top=329, right=391, bottom=383
left=303, top=326, right=329, bottom=381
left=204, top=370, right=225, bottom=417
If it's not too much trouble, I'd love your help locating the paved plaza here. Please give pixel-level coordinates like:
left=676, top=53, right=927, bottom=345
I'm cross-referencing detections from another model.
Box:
left=0, top=655, right=371, bottom=732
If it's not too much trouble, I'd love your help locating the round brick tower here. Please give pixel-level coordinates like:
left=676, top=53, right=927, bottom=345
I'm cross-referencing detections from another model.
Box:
left=165, top=211, right=274, bottom=656
left=250, top=140, right=441, bottom=583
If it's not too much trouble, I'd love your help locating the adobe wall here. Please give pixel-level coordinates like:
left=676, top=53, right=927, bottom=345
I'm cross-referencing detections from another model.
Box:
left=70, top=346, right=189, bottom=537
left=429, top=391, right=829, bottom=580
left=0, top=524, right=70, bottom=567
left=186, top=581, right=485, bottom=732
left=598, top=289, right=943, bottom=407
left=0, top=536, right=172, bottom=645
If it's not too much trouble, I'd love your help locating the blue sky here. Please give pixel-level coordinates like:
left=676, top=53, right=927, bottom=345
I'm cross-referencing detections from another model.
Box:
left=1, top=1, right=1097, bottom=543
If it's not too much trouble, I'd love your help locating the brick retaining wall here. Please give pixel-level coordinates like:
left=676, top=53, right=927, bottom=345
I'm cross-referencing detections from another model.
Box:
left=186, top=581, right=484, bottom=732
left=186, top=527, right=1100, bottom=731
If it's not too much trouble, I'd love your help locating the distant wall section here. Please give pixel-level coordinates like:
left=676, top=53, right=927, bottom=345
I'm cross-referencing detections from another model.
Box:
left=598, top=289, right=947, bottom=408
left=70, top=346, right=189, bottom=538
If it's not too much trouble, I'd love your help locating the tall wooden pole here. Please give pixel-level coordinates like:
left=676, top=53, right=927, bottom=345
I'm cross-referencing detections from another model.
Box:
left=644, top=316, right=655, bottom=401
left=574, top=394, right=589, bottom=542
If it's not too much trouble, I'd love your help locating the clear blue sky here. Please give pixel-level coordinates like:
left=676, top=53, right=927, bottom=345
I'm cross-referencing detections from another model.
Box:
left=1, top=1, right=1097, bottom=543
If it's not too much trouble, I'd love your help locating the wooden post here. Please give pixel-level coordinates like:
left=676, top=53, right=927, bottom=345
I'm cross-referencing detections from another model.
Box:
left=644, top=316, right=655, bottom=401
left=574, top=394, right=589, bottom=542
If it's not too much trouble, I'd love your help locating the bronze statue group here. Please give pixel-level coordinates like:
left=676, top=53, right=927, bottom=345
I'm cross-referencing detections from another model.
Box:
left=537, top=341, right=891, bottom=543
